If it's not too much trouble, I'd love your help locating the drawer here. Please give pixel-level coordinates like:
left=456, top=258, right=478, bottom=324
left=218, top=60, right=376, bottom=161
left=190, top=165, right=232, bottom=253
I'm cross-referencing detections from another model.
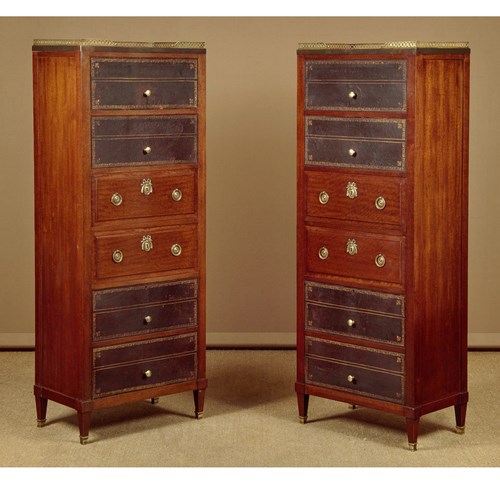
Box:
left=95, top=225, right=197, bottom=280
left=94, top=333, right=196, bottom=368
left=93, top=279, right=197, bottom=311
left=306, top=226, right=404, bottom=284
left=305, top=59, right=407, bottom=112
left=305, top=117, right=406, bottom=172
left=305, top=281, right=404, bottom=346
left=93, top=300, right=197, bottom=341
left=305, top=170, right=403, bottom=225
left=305, top=337, right=404, bottom=373
left=93, top=352, right=196, bottom=398
left=305, top=356, right=404, bottom=403
left=92, top=116, right=197, bottom=168
left=91, top=57, right=197, bottom=110
left=93, top=170, right=196, bottom=223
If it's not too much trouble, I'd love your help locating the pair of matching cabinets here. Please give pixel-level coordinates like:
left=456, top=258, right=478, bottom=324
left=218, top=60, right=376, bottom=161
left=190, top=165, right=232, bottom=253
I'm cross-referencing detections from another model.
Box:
left=33, top=39, right=470, bottom=451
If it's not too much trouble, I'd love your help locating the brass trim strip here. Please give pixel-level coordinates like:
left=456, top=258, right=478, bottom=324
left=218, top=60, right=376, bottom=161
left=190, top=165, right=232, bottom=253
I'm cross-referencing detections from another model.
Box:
left=299, top=41, right=469, bottom=50
left=33, top=39, right=205, bottom=49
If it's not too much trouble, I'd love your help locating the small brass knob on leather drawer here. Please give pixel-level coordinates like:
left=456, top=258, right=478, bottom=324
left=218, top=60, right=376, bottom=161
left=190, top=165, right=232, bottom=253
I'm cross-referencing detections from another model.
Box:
left=144, top=370, right=152, bottom=378
left=112, top=250, right=123, bottom=263
left=348, top=148, right=357, bottom=157
left=143, top=89, right=152, bottom=97
left=347, top=375, right=356, bottom=383
left=319, top=191, right=329, bottom=205
left=144, top=315, right=152, bottom=324
left=172, top=188, right=183, bottom=202
left=348, top=91, right=357, bottom=99
left=318, top=247, right=329, bottom=260
left=143, top=146, right=152, bottom=155
left=347, top=319, right=356, bottom=328
left=171, top=243, right=182, bottom=257
left=375, top=196, right=386, bottom=210
left=111, top=193, right=123, bottom=206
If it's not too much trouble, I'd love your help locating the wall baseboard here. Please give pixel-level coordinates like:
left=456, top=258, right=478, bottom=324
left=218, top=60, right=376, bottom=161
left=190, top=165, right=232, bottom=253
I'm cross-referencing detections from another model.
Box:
left=1, top=332, right=499, bottom=349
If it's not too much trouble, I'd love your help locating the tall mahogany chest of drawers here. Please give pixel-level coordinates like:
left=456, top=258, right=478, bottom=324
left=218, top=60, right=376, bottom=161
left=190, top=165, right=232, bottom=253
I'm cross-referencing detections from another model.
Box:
left=296, top=42, right=470, bottom=450
left=33, top=39, right=207, bottom=443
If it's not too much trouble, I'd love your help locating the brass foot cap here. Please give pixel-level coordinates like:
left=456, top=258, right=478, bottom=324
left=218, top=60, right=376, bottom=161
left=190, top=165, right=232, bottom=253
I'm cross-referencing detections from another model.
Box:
left=349, top=404, right=357, bottom=410
left=151, top=397, right=159, bottom=404
left=408, top=443, right=417, bottom=452
left=37, top=419, right=46, bottom=428
left=79, top=436, right=89, bottom=445
left=456, top=426, right=465, bottom=434
left=195, top=411, right=204, bottom=419
left=299, top=416, right=308, bottom=424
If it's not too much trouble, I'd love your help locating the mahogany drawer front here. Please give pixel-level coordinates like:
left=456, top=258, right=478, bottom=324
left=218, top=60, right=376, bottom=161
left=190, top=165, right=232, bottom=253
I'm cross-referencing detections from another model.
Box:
left=306, top=226, right=404, bottom=284
left=94, top=279, right=197, bottom=311
left=94, top=333, right=196, bottom=368
left=305, top=302, right=404, bottom=346
left=93, top=300, right=197, bottom=341
left=95, top=225, right=197, bottom=280
left=94, top=170, right=196, bottom=223
left=305, top=59, right=407, bottom=112
left=305, top=281, right=404, bottom=317
left=90, top=58, right=198, bottom=110
left=305, top=337, right=404, bottom=373
left=93, top=352, right=196, bottom=398
left=305, top=356, right=404, bottom=403
left=305, top=170, right=403, bottom=225
left=305, top=116, right=406, bottom=172
left=92, top=116, right=197, bottom=168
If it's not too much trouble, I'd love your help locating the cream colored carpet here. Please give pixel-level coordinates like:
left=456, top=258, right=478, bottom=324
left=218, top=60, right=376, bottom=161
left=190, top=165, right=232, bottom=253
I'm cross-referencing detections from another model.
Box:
left=0, top=350, right=498, bottom=467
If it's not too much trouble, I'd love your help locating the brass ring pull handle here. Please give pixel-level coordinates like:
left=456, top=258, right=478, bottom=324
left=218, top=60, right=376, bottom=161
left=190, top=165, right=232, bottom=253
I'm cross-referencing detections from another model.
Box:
left=143, top=89, right=152, bottom=97
left=111, top=193, right=123, bottom=206
left=375, top=196, right=386, bottom=210
left=171, top=244, right=182, bottom=257
left=112, top=250, right=123, bottom=263
left=172, top=188, right=183, bottom=202
left=347, top=375, right=356, bottom=383
left=141, top=178, right=153, bottom=196
left=348, top=91, right=357, bottom=99
left=143, top=146, right=152, bottom=155
left=319, top=191, right=329, bottom=205
left=144, top=370, right=152, bottom=378
left=375, top=254, right=386, bottom=267
left=318, top=247, right=329, bottom=260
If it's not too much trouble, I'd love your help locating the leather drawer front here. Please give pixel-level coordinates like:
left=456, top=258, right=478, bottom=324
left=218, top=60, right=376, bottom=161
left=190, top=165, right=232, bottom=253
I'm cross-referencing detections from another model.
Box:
left=95, top=225, right=197, bottom=280
left=305, top=170, right=403, bottom=225
left=92, top=116, right=197, bottom=168
left=306, top=356, right=404, bottom=403
left=94, top=170, right=196, bottom=223
left=91, top=57, right=198, bottom=110
left=306, top=337, right=404, bottom=373
left=94, top=333, right=197, bottom=368
left=306, top=226, right=404, bottom=284
left=305, top=281, right=404, bottom=317
left=93, top=352, right=196, bottom=398
left=305, top=59, right=407, bottom=112
left=93, top=300, right=197, bottom=341
left=93, top=279, right=197, bottom=311
left=305, top=117, right=406, bottom=172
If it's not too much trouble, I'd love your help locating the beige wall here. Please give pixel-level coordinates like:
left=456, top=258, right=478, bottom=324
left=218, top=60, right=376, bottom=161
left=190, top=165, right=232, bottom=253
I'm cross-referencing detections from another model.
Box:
left=0, top=17, right=499, bottom=347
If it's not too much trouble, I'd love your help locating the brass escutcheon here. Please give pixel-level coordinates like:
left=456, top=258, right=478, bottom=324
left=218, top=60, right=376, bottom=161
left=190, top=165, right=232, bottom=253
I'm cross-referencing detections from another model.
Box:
left=346, top=239, right=358, bottom=256
left=141, top=235, right=153, bottom=252
left=346, top=181, right=358, bottom=199
left=141, top=178, right=153, bottom=196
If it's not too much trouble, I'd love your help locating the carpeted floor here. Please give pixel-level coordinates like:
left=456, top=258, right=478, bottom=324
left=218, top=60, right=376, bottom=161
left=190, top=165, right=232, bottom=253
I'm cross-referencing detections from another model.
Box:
left=0, top=350, right=498, bottom=467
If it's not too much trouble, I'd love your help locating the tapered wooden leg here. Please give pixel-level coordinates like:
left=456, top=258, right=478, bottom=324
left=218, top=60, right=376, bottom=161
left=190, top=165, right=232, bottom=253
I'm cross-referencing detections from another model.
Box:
left=35, top=395, right=48, bottom=427
left=297, top=393, right=310, bottom=424
left=78, top=411, right=91, bottom=445
left=406, top=417, right=420, bottom=451
left=193, top=389, right=205, bottom=419
left=454, top=403, right=467, bottom=434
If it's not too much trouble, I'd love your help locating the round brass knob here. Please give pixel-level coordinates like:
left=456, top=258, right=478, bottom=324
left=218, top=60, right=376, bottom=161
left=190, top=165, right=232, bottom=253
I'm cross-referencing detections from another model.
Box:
left=143, top=146, right=152, bottom=155
left=347, top=319, right=356, bottom=328
left=347, top=375, right=356, bottom=383
left=112, top=250, right=123, bottom=263
left=144, top=370, right=152, bottom=378
left=143, top=89, right=152, bottom=97
left=396, top=335, right=402, bottom=343
left=348, top=91, right=357, bottom=99
left=375, top=196, right=386, bottom=210
left=319, top=191, right=329, bottom=205
left=111, top=193, right=123, bottom=206
left=171, top=243, right=182, bottom=257
left=375, top=254, right=386, bottom=268
left=348, top=148, right=357, bottom=157
left=172, top=188, right=183, bottom=202
left=318, top=247, right=329, bottom=260
left=144, top=315, right=152, bottom=324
